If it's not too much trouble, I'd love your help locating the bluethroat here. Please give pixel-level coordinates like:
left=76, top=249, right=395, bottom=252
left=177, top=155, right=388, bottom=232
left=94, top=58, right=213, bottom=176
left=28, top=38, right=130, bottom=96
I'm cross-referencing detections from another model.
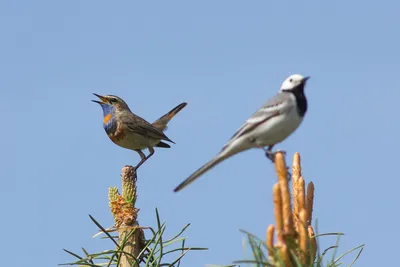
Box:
left=92, top=93, right=187, bottom=171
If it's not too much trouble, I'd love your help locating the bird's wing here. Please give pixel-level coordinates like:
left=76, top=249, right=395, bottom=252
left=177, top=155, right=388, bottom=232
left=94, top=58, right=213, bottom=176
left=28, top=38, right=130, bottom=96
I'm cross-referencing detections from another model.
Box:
left=122, top=113, right=175, bottom=143
left=227, top=92, right=293, bottom=142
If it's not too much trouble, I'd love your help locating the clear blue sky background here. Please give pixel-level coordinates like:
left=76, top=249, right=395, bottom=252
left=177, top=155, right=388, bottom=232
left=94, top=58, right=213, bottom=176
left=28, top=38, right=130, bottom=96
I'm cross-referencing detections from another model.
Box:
left=2, top=1, right=399, bottom=266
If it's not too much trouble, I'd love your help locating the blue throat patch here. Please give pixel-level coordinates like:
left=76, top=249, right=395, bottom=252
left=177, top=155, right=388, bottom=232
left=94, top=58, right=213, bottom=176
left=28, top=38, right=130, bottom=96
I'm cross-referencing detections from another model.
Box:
left=100, top=103, right=114, bottom=117
left=100, top=104, right=117, bottom=135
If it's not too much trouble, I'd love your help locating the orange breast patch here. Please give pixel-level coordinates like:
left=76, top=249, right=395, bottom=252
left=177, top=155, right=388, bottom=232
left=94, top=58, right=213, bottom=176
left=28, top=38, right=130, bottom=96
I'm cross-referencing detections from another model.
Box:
left=103, top=114, right=113, bottom=125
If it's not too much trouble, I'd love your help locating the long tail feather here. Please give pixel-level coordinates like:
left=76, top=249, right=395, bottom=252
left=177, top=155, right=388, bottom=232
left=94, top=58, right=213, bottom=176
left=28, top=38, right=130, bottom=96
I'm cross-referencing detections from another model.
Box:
left=173, top=155, right=227, bottom=192
left=152, top=102, right=187, bottom=131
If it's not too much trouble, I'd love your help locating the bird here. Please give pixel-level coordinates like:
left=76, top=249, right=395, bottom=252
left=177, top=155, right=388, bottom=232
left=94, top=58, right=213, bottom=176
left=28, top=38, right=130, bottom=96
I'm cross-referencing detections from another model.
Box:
left=174, top=74, right=310, bottom=192
left=92, top=93, right=187, bottom=171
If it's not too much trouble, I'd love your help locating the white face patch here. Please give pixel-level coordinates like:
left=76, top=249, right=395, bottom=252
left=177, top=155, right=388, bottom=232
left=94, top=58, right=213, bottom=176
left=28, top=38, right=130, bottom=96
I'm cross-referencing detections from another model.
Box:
left=280, top=74, right=305, bottom=91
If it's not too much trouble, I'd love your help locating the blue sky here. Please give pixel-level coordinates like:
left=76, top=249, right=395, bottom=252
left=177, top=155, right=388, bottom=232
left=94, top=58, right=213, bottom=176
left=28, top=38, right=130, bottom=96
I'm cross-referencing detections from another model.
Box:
left=2, top=1, right=399, bottom=266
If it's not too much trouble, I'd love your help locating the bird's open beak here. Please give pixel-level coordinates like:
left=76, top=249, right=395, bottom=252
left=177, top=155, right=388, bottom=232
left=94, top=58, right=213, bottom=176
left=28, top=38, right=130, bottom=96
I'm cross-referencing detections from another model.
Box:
left=92, top=93, right=108, bottom=104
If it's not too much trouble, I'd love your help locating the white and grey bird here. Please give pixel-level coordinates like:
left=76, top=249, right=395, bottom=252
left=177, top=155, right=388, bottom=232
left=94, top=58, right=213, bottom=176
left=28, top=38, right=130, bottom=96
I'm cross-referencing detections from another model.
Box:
left=173, top=74, right=310, bottom=192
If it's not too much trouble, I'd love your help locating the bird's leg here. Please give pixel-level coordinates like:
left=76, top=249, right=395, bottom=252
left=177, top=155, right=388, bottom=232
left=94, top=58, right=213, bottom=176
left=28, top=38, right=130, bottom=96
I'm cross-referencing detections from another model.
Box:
left=265, top=145, right=275, bottom=163
left=264, top=146, right=292, bottom=181
left=134, top=149, right=148, bottom=171
left=134, top=131, right=157, bottom=171
left=147, top=147, right=155, bottom=160
left=133, top=147, right=156, bottom=171
left=142, top=134, right=156, bottom=162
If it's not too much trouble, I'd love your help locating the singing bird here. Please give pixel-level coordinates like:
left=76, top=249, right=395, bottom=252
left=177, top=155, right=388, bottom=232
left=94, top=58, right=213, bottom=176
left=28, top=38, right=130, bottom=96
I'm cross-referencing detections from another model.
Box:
left=92, top=94, right=187, bottom=170
left=174, top=74, right=309, bottom=192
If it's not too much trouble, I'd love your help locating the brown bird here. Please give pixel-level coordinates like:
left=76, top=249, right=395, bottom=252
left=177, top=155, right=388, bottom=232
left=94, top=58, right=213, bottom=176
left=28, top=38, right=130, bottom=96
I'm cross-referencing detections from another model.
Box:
left=92, top=93, right=187, bottom=170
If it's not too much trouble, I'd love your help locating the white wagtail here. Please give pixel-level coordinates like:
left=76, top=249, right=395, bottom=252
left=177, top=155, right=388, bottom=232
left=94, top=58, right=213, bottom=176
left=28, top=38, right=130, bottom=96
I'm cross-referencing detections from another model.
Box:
left=174, top=74, right=310, bottom=192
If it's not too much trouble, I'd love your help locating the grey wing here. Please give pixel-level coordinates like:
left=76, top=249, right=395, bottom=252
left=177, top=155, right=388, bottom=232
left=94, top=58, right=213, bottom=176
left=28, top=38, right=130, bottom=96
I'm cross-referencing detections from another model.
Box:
left=121, top=114, right=175, bottom=143
left=227, top=93, right=293, bottom=142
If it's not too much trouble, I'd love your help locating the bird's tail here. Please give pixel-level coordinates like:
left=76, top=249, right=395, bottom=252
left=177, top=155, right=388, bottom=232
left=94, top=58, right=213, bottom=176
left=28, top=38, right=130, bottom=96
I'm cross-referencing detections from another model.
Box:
left=152, top=102, right=188, bottom=131
left=173, top=154, right=228, bottom=192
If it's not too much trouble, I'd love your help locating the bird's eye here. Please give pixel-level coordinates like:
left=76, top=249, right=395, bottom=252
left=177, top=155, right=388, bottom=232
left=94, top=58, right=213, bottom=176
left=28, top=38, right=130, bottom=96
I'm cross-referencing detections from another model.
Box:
left=289, top=79, right=293, bottom=82
left=110, top=98, right=117, bottom=103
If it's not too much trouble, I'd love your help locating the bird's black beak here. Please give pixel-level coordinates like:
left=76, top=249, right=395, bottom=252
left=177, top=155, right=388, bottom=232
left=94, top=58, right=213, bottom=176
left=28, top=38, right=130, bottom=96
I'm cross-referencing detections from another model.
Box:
left=303, top=76, right=310, bottom=82
left=92, top=93, right=108, bottom=104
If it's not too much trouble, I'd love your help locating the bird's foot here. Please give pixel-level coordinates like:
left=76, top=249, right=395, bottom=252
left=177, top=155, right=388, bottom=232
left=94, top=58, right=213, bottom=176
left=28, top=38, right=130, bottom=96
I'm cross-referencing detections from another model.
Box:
left=286, top=168, right=292, bottom=181
left=265, top=150, right=286, bottom=162
left=265, top=149, right=291, bottom=181
left=265, top=150, right=276, bottom=163
left=132, top=165, right=140, bottom=174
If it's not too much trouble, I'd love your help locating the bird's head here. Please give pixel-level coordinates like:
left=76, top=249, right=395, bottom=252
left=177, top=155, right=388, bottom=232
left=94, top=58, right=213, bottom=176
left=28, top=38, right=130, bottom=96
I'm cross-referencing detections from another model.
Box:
left=92, top=93, right=131, bottom=116
left=280, top=74, right=310, bottom=92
